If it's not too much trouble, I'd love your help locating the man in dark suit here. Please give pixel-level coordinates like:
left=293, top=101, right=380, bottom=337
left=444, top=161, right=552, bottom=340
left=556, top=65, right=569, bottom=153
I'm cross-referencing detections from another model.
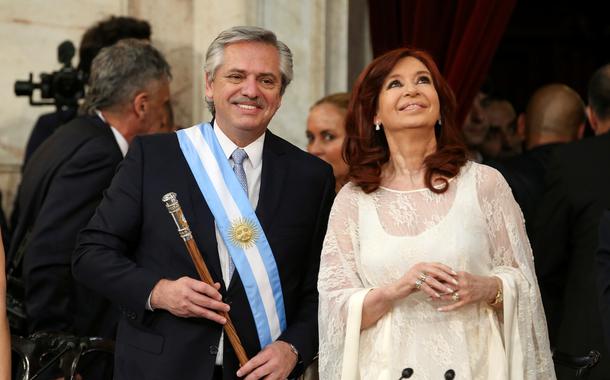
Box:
left=73, top=26, right=334, bottom=380
left=533, top=65, right=610, bottom=379
left=22, top=16, right=151, bottom=166
left=8, top=39, right=171, bottom=339
left=597, top=210, right=610, bottom=354
left=490, top=84, right=585, bottom=238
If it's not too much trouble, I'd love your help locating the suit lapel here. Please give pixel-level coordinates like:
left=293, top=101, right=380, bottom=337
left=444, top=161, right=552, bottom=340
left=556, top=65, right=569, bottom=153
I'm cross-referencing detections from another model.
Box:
left=178, top=144, right=224, bottom=286
left=256, top=131, right=288, bottom=237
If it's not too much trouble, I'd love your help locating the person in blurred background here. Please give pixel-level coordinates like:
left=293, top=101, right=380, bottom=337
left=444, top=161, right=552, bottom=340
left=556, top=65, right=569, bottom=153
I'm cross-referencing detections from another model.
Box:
left=480, top=96, right=521, bottom=159
left=23, top=16, right=152, bottom=166
left=8, top=16, right=152, bottom=252
left=461, top=91, right=489, bottom=162
left=534, top=64, right=610, bottom=379
left=8, top=39, right=171, bottom=342
left=306, top=92, right=350, bottom=192
left=597, top=209, right=610, bottom=355
left=489, top=84, right=585, bottom=239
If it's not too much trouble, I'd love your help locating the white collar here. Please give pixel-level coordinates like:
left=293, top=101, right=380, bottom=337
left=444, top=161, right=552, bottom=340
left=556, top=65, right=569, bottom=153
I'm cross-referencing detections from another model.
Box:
left=95, top=110, right=128, bottom=157
left=213, top=121, right=265, bottom=168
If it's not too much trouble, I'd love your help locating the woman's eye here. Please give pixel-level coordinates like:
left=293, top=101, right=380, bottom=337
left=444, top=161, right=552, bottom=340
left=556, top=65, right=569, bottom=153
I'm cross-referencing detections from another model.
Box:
left=387, top=79, right=402, bottom=89
left=417, top=75, right=431, bottom=84
left=322, top=132, right=335, bottom=141
left=306, top=133, right=314, bottom=144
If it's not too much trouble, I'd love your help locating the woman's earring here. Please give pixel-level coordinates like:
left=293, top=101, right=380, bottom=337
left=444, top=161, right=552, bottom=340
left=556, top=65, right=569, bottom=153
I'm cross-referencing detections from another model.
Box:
left=435, top=119, right=442, bottom=136
left=374, top=121, right=381, bottom=131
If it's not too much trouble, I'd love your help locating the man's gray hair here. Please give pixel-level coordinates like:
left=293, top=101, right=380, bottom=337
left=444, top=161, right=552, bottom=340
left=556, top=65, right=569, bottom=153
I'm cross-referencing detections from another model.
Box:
left=80, top=38, right=171, bottom=115
left=204, top=26, right=293, bottom=114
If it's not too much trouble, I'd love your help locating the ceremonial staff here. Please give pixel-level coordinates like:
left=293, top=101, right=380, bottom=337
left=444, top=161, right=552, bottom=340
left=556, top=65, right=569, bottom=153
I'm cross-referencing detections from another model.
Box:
left=162, top=192, right=249, bottom=366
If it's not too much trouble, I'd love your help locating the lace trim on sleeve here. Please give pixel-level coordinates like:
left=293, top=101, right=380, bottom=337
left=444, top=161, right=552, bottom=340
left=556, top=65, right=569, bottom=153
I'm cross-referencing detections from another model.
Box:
left=318, top=183, right=364, bottom=378
left=475, top=164, right=555, bottom=379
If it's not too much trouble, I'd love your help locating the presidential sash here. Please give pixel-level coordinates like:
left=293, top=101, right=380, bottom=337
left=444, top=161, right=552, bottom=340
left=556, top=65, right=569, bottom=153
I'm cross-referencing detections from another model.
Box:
left=176, top=123, right=286, bottom=348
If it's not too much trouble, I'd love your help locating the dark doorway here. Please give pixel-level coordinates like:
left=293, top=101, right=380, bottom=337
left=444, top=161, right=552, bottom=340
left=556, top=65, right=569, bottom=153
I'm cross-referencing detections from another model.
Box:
left=487, top=2, right=610, bottom=113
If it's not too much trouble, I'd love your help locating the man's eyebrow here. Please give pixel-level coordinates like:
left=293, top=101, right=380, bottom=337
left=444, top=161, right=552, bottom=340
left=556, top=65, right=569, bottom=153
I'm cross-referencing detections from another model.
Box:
left=224, top=68, right=278, bottom=78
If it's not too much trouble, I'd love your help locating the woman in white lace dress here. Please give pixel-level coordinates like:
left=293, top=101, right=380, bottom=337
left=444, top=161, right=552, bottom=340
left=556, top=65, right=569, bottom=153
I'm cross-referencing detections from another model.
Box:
left=317, top=48, right=555, bottom=380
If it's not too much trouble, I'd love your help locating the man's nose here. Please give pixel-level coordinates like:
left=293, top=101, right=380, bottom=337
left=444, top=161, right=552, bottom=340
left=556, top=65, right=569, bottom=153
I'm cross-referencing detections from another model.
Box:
left=241, top=76, right=258, bottom=98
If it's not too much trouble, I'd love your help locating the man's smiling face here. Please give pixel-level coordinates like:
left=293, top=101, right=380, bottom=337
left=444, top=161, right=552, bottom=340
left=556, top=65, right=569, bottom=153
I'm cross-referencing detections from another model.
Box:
left=205, top=41, right=282, bottom=143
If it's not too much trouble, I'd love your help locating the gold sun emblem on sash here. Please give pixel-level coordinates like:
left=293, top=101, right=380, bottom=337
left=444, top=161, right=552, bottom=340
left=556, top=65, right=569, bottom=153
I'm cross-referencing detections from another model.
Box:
left=229, top=218, right=258, bottom=249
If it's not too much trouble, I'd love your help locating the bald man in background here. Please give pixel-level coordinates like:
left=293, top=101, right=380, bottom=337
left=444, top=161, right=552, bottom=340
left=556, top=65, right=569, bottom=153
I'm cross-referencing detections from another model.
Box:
left=533, top=66, right=610, bottom=379
left=489, top=84, right=585, bottom=238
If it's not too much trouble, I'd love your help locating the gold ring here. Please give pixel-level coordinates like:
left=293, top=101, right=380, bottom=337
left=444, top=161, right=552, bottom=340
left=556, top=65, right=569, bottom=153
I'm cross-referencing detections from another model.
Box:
left=415, top=279, right=424, bottom=290
left=418, top=272, right=428, bottom=282
left=451, top=292, right=460, bottom=302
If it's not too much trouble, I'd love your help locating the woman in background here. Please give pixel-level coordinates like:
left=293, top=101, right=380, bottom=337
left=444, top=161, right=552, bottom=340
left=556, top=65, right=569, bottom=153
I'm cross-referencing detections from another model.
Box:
left=306, top=92, right=350, bottom=192
left=317, top=47, right=554, bottom=379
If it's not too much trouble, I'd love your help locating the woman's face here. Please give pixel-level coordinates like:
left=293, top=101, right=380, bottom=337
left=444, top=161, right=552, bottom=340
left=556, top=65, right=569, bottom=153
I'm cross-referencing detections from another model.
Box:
left=306, top=103, right=349, bottom=182
left=375, top=56, right=440, bottom=132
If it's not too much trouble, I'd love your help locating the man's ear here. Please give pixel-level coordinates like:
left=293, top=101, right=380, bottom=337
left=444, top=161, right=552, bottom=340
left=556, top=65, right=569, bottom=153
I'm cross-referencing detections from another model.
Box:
left=205, top=72, right=214, bottom=99
left=133, top=92, right=149, bottom=119
left=577, top=122, right=586, bottom=140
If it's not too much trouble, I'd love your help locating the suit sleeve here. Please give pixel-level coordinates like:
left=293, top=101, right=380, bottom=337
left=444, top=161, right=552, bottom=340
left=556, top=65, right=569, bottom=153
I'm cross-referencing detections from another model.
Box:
left=596, top=210, right=610, bottom=353
left=278, top=166, right=335, bottom=372
left=23, top=136, right=120, bottom=332
left=532, top=150, right=570, bottom=343
left=72, top=137, right=162, bottom=323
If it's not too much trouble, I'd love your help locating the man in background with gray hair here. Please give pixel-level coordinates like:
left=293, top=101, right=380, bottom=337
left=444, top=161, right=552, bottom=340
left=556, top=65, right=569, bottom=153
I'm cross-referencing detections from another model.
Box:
left=8, top=38, right=171, bottom=341
left=73, top=26, right=334, bottom=379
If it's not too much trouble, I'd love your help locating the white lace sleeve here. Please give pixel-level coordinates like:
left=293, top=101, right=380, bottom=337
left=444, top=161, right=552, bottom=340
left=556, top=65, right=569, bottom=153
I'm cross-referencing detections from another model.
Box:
left=475, top=164, right=556, bottom=379
left=318, top=183, right=365, bottom=379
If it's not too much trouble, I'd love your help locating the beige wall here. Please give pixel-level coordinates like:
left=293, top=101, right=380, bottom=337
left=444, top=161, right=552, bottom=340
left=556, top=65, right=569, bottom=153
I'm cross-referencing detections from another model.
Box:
left=0, top=0, right=370, bottom=218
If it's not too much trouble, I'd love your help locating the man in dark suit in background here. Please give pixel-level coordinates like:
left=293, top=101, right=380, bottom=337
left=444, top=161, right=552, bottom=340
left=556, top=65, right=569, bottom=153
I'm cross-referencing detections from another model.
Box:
left=23, top=16, right=152, bottom=166
left=490, top=84, right=585, bottom=238
left=533, top=65, right=610, bottom=379
left=8, top=39, right=171, bottom=339
left=597, top=209, right=610, bottom=354
left=72, top=26, right=334, bottom=380
left=7, top=17, right=152, bottom=253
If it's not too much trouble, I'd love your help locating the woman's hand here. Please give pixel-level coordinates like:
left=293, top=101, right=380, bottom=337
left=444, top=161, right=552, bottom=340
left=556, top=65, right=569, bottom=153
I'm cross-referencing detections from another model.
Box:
left=361, top=262, right=458, bottom=330
left=437, top=272, right=500, bottom=312
left=386, top=262, right=458, bottom=302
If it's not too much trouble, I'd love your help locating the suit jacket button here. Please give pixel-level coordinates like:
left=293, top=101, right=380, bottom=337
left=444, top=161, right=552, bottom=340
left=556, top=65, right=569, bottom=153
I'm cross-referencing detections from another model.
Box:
left=209, top=345, right=218, bottom=355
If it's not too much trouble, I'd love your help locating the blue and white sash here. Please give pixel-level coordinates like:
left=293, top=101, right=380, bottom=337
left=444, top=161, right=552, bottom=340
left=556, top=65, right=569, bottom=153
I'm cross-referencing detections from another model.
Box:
left=177, top=123, right=286, bottom=348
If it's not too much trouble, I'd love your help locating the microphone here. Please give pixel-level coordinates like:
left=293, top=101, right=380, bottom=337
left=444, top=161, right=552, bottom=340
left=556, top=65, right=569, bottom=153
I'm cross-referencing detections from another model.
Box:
left=444, top=369, right=455, bottom=379
left=399, top=368, right=414, bottom=379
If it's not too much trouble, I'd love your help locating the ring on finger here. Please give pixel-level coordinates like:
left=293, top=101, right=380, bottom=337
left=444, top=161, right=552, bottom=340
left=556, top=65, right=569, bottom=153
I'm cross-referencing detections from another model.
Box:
left=415, top=278, right=424, bottom=290
left=418, top=272, right=429, bottom=282
left=451, top=292, right=460, bottom=302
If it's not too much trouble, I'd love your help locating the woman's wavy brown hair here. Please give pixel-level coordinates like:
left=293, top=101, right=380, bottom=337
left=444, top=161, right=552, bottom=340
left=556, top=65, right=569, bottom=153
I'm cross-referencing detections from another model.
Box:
left=344, top=47, right=468, bottom=194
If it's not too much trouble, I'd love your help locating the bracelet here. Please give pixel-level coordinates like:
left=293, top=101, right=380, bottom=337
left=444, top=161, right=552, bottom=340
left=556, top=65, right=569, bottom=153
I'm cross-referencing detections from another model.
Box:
left=488, top=277, right=503, bottom=307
